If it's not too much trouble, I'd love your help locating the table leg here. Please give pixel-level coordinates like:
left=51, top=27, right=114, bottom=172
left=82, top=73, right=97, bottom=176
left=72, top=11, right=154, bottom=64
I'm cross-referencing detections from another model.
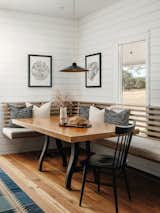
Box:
left=55, top=139, right=67, bottom=167
left=65, top=143, right=79, bottom=190
left=38, top=135, right=50, bottom=171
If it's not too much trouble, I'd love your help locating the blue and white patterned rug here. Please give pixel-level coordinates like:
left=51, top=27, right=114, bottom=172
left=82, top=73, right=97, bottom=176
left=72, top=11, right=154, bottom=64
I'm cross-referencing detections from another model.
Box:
left=0, top=169, right=44, bottom=213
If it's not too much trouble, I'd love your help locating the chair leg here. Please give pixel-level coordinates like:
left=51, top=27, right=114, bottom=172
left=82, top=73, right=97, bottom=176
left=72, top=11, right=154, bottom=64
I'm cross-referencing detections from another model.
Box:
left=79, top=164, right=88, bottom=206
left=112, top=173, right=118, bottom=213
left=93, top=168, right=100, bottom=192
left=93, top=168, right=98, bottom=183
left=97, top=169, right=100, bottom=192
left=123, top=168, right=131, bottom=201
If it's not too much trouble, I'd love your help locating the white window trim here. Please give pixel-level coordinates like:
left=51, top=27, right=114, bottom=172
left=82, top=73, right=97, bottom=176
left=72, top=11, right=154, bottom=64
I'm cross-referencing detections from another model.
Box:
left=115, top=31, right=151, bottom=106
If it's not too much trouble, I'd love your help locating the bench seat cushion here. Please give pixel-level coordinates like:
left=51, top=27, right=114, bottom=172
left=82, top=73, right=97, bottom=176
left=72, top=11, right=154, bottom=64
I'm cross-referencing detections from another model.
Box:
left=2, top=128, right=42, bottom=139
left=96, top=136, right=160, bottom=163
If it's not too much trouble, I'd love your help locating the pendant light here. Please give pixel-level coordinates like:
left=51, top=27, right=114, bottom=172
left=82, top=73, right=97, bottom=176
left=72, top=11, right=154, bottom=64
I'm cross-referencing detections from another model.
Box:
left=60, top=0, right=88, bottom=72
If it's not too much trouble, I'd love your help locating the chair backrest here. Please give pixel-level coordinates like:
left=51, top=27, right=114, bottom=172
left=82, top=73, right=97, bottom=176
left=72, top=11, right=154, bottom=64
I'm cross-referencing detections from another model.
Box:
left=113, top=122, right=136, bottom=169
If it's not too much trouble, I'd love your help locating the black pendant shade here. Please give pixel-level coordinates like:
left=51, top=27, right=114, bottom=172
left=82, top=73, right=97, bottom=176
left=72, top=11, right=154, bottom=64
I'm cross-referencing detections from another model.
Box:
left=60, top=1, right=88, bottom=73
left=60, top=62, right=88, bottom=72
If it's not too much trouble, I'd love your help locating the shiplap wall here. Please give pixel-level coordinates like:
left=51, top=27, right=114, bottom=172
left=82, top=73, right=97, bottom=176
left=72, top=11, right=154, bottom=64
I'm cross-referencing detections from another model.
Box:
left=0, top=10, right=77, bottom=102
left=77, top=0, right=160, bottom=106
left=76, top=0, right=160, bottom=176
left=0, top=9, right=76, bottom=154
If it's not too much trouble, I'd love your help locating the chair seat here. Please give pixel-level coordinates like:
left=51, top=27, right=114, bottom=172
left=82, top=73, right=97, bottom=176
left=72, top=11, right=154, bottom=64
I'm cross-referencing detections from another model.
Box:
left=88, top=154, right=114, bottom=167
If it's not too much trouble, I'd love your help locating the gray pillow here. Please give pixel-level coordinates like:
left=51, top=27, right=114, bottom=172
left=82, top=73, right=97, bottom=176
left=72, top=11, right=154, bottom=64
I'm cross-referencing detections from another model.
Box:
left=104, top=109, right=130, bottom=126
left=79, top=106, right=89, bottom=119
left=8, top=105, right=33, bottom=128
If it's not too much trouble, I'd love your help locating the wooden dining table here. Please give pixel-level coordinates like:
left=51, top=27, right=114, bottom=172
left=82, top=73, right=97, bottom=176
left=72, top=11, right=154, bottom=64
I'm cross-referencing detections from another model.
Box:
left=13, top=116, right=117, bottom=190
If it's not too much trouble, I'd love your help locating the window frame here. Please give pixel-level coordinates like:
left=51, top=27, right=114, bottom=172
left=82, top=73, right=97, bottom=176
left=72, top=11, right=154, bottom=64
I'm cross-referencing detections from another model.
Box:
left=116, top=33, right=150, bottom=107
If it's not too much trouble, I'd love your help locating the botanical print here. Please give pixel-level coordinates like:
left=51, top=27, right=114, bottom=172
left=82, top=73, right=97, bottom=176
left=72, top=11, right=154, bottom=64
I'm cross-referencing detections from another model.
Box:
left=87, top=61, right=99, bottom=81
left=28, top=55, right=52, bottom=87
left=31, top=60, right=49, bottom=80
left=85, top=53, right=101, bottom=88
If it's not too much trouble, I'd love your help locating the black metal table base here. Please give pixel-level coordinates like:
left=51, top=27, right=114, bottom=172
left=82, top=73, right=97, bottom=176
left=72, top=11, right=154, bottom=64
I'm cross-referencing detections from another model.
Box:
left=38, top=136, right=91, bottom=190
left=65, top=141, right=91, bottom=190
left=65, top=143, right=79, bottom=190
left=55, top=139, right=68, bottom=167
left=38, top=135, right=50, bottom=171
left=38, top=136, right=67, bottom=171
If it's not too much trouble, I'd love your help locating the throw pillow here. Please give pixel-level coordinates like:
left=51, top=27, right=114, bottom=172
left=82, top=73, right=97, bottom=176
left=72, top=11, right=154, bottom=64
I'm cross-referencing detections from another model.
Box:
left=79, top=106, right=89, bottom=119
left=26, top=102, right=51, bottom=118
left=8, top=105, right=33, bottom=128
left=89, top=106, right=105, bottom=123
left=104, top=108, right=130, bottom=126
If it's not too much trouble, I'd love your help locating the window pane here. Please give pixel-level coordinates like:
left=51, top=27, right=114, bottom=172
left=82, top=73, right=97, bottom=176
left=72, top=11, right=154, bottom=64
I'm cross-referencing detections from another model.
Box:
left=122, top=41, right=146, bottom=106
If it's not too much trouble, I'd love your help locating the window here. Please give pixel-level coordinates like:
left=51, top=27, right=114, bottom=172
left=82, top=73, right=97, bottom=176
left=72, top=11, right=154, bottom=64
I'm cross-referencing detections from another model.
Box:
left=120, top=41, right=146, bottom=106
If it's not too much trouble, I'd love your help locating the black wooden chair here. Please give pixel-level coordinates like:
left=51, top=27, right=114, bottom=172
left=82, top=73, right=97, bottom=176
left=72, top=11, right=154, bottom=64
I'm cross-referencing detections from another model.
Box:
left=79, top=122, right=136, bottom=213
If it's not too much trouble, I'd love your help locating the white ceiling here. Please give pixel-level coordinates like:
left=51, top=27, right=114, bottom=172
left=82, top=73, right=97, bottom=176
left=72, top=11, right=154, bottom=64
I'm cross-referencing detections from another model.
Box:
left=0, top=0, right=119, bottom=19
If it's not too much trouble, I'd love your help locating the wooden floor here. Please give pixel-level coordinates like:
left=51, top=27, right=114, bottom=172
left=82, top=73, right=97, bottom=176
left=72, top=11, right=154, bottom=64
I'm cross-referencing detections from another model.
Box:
left=0, top=151, right=159, bottom=213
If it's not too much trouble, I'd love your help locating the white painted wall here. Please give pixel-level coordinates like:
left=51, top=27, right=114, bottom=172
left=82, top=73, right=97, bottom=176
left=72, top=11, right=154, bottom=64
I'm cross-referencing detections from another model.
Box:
left=0, top=10, right=77, bottom=102
left=76, top=0, right=160, bottom=176
left=77, top=0, right=160, bottom=106
left=0, top=9, right=76, bottom=153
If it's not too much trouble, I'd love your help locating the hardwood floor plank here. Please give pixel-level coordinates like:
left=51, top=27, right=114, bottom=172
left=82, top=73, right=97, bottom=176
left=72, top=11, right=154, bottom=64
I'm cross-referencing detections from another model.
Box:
left=0, top=152, right=159, bottom=213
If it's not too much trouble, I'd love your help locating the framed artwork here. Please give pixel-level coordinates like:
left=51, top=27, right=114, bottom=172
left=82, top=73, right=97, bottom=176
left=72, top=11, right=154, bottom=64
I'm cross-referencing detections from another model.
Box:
left=28, top=54, right=52, bottom=87
left=85, top=53, right=102, bottom=88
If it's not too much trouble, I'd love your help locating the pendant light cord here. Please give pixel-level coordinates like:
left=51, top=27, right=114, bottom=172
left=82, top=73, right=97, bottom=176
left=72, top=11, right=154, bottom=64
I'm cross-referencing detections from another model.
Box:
left=60, top=0, right=88, bottom=72
left=73, top=0, right=77, bottom=62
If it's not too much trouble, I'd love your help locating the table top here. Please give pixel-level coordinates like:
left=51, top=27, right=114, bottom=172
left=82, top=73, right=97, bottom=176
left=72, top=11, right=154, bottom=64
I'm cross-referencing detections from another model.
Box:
left=12, top=116, right=116, bottom=143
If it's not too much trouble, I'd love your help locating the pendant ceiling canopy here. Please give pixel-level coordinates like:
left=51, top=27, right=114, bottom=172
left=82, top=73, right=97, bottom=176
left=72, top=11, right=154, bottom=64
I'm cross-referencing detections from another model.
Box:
left=60, top=0, right=88, bottom=73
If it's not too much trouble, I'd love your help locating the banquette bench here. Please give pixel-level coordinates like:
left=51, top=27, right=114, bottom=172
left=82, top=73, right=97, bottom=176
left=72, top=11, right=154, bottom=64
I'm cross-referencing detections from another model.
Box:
left=72, top=101, right=160, bottom=164
left=1, top=101, right=160, bottom=164
left=1, top=102, right=70, bottom=139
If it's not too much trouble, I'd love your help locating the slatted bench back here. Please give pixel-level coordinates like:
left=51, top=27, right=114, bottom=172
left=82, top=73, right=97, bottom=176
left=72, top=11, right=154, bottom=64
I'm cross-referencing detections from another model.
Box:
left=1, top=102, right=62, bottom=127
left=72, top=101, right=140, bottom=121
left=71, top=101, right=112, bottom=115
left=71, top=101, right=146, bottom=138
left=2, top=101, right=160, bottom=140
left=72, top=101, right=160, bottom=140
left=147, top=106, right=160, bottom=139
